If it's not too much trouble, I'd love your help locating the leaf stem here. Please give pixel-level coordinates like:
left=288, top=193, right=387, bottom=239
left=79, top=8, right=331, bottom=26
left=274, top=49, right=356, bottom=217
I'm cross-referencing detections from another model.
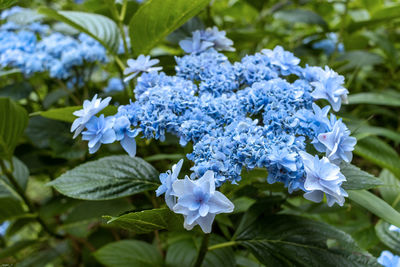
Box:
left=193, top=233, right=210, bottom=267
left=0, top=160, right=64, bottom=239
left=207, top=240, right=237, bottom=251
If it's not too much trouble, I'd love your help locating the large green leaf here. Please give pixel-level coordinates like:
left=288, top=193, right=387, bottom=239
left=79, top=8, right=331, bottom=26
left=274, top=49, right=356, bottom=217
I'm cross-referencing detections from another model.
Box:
left=0, top=97, right=28, bottom=160
left=348, top=92, right=400, bottom=106
left=94, top=240, right=163, bottom=267
left=38, top=8, right=120, bottom=53
left=166, top=234, right=235, bottom=267
left=375, top=220, right=400, bottom=254
left=379, top=169, right=400, bottom=207
left=129, top=0, right=210, bottom=55
left=48, top=155, right=159, bottom=200
left=340, top=163, right=383, bottom=190
left=105, top=208, right=182, bottom=233
left=38, top=105, right=118, bottom=123
left=234, top=214, right=379, bottom=266
left=348, top=190, right=400, bottom=228
left=354, top=136, right=400, bottom=178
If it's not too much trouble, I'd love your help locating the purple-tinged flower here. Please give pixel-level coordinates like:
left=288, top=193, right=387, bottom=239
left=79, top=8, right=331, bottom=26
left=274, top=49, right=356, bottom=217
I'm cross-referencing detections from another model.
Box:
left=81, top=114, right=116, bottom=154
left=378, top=250, right=400, bottom=267
left=71, top=94, right=111, bottom=138
left=315, top=117, right=357, bottom=164
left=299, top=151, right=348, bottom=206
left=123, top=55, right=162, bottom=82
left=179, top=30, right=213, bottom=54
left=201, top=26, right=235, bottom=52
left=310, top=66, right=348, bottom=112
left=172, top=170, right=234, bottom=233
left=156, top=159, right=184, bottom=209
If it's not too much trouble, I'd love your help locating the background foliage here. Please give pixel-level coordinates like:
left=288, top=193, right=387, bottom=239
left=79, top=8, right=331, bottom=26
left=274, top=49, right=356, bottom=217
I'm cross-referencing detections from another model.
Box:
left=1, top=0, right=400, bottom=266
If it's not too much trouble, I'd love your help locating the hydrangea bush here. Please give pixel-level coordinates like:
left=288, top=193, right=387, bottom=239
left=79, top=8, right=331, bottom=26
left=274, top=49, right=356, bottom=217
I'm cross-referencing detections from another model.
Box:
left=1, top=1, right=400, bottom=266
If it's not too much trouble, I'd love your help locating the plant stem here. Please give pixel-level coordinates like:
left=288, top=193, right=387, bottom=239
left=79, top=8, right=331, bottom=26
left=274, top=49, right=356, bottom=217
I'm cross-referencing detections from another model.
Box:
left=207, top=240, right=237, bottom=251
left=193, top=234, right=210, bottom=267
left=0, top=160, right=64, bottom=239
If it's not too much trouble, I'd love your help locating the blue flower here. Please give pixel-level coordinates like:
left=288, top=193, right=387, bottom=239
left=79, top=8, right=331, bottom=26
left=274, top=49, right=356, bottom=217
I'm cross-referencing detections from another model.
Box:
left=113, top=115, right=141, bottom=157
left=299, top=151, right=348, bottom=206
left=268, top=146, right=298, bottom=172
left=310, top=66, right=349, bottom=112
left=172, top=170, right=234, bottom=233
left=314, top=116, right=356, bottom=163
left=200, top=26, right=235, bottom=52
left=81, top=114, right=116, bottom=154
left=312, top=33, right=344, bottom=55
left=123, top=55, right=162, bottom=82
left=378, top=251, right=400, bottom=267
left=104, top=77, right=124, bottom=93
left=261, top=46, right=301, bottom=75
left=0, top=221, right=9, bottom=236
left=389, top=225, right=400, bottom=233
left=156, top=159, right=184, bottom=209
left=71, top=94, right=111, bottom=138
left=179, top=30, right=214, bottom=54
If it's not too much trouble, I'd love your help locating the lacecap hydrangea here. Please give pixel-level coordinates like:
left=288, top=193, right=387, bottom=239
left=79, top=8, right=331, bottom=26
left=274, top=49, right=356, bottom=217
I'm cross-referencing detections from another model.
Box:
left=71, top=26, right=356, bottom=233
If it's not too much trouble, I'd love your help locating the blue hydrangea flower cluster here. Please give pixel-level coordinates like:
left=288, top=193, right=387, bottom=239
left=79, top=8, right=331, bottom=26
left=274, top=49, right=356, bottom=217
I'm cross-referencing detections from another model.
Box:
left=0, top=9, right=107, bottom=79
left=72, top=27, right=356, bottom=232
left=378, top=251, right=400, bottom=267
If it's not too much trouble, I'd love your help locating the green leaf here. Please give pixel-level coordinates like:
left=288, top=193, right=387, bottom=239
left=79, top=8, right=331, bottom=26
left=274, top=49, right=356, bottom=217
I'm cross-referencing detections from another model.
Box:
left=0, top=0, right=17, bottom=9
left=0, top=240, right=37, bottom=259
left=37, top=105, right=118, bottom=123
left=1, top=157, right=29, bottom=191
left=166, top=234, right=236, bottom=267
left=129, top=0, right=210, bottom=55
left=350, top=125, right=400, bottom=144
left=0, top=82, right=34, bottom=101
left=0, top=69, right=20, bottom=77
left=274, top=9, right=328, bottom=29
left=0, top=197, right=26, bottom=222
left=337, top=51, right=384, bottom=71
left=61, top=199, right=132, bottom=238
left=48, top=155, right=159, bottom=200
left=144, top=153, right=185, bottom=162
left=348, top=190, right=400, bottom=228
left=38, top=8, right=120, bottom=53
left=348, top=91, right=400, bottom=106
left=17, top=242, right=69, bottom=267
left=375, top=220, right=400, bottom=254
left=0, top=97, right=28, bottom=160
left=105, top=208, right=181, bottom=233
left=354, top=136, right=400, bottom=178
left=379, top=169, right=400, bottom=207
left=340, top=163, right=383, bottom=190
left=94, top=240, right=163, bottom=267
left=7, top=9, right=44, bottom=25
left=347, top=5, right=400, bottom=32
left=234, top=214, right=379, bottom=266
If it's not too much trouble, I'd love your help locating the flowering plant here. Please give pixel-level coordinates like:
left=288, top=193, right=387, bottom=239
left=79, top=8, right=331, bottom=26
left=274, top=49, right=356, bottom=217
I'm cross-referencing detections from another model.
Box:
left=0, top=1, right=400, bottom=266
